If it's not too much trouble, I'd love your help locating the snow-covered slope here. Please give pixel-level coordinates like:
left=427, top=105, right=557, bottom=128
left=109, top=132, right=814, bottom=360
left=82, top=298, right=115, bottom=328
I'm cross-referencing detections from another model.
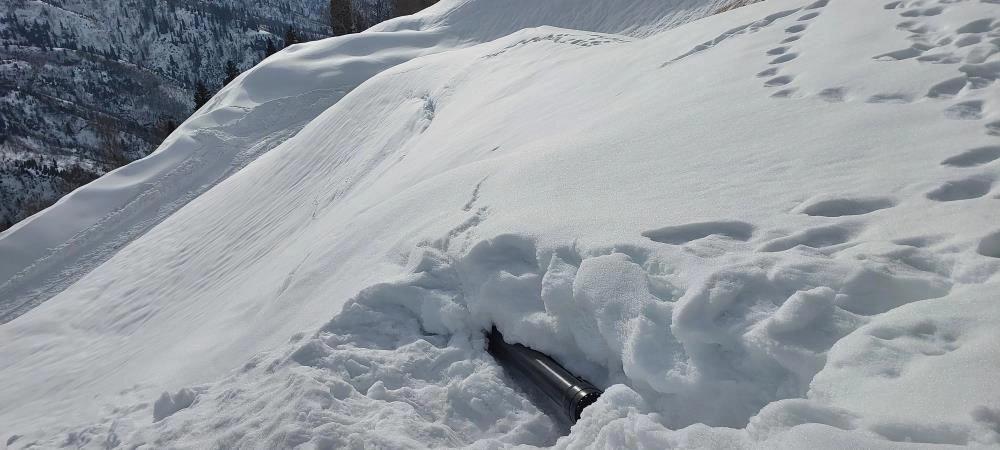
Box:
left=0, top=0, right=718, bottom=322
left=3, top=0, right=1000, bottom=447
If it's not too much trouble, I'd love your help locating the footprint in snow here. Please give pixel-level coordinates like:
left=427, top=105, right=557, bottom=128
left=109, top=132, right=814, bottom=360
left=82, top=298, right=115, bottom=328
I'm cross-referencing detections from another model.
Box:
left=770, top=53, right=799, bottom=64
left=757, top=224, right=859, bottom=252
left=955, top=35, right=982, bottom=48
left=973, top=407, right=1000, bottom=436
left=771, top=88, right=799, bottom=99
left=891, top=17, right=1000, bottom=108
left=926, top=77, right=968, bottom=99
left=900, top=6, right=944, bottom=17
left=804, top=0, right=828, bottom=10
left=916, top=52, right=963, bottom=64
left=757, top=0, right=824, bottom=98
left=959, top=61, right=1000, bottom=83
left=867, top=93, right=914, bottom=104
left=940, top=146, right=1000, bottom=167
left=642, top=220, right=755, bottom=245
left=869, top=320, right=959, bottom=357
left=797, top=196, right=897, bottom=217
left=893, top=234, right=947, bottom=248
left=979, top=230, right=1000, bottom=258
left=757, top=67, right=779, bottom=78
left=663, top=7, right=803, bottom=65
left=986, top=121, right=1000, bottom=136
left=956, top=19, right=995, bottom=34
left=765, top=75, right=795, bottom=87
left=925, top=177, right=994, bottom=201
left=873, top=45, right=926, bottom=61
left=818, top=87, right=848, bottom=103
left=944, top=100, right=984, bottom=120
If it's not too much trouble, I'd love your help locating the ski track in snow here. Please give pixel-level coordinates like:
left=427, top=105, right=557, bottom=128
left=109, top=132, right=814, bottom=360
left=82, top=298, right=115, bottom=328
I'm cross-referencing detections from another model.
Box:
left=4, top=0, right=1000, bottom=448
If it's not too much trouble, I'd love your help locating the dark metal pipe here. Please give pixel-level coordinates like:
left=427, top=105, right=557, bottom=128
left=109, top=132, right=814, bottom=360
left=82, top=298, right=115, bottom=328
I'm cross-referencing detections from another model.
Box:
left=486, top=326, right=602, bottom=423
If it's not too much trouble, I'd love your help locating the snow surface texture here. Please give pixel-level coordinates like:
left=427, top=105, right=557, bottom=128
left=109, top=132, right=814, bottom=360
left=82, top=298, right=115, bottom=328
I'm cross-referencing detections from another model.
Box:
left=3, top=0, right=1000, bottom=448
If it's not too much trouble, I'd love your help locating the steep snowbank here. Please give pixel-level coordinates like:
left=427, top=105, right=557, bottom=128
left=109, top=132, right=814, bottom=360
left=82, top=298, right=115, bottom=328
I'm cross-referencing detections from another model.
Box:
left=3, top=0, right=1000, bottom=448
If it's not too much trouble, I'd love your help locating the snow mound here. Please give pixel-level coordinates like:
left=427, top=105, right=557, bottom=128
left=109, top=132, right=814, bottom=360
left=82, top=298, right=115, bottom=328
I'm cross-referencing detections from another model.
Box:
left=4, top=0, right=1000, bottom=448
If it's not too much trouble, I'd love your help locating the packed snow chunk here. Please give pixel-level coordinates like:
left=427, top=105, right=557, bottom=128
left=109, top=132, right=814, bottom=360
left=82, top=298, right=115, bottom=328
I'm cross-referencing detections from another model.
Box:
left=766, top=287, right=838, bottom=335
left=570, top=253, right=685, bottom=394
left=834, top=263, right=952, bottom=316
left=152, top=387, right=199, bottom=422
left=745, top=287, right=864, bottom=381
left=746, top=399, right=857, bottom=441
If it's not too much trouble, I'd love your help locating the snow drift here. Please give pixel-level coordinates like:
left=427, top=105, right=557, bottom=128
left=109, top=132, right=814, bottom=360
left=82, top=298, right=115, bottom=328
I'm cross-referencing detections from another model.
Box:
left=3, top=0, right=1000, bottom=448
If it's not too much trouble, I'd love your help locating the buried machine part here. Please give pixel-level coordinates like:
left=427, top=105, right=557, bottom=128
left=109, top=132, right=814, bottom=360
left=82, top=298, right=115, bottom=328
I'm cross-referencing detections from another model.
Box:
left=486, top=326, right=602, bottom=424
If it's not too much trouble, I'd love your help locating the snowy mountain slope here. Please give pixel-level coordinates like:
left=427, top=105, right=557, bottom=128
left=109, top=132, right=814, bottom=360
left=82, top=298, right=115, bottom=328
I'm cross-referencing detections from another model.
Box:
left=0, top=0, right=727, bottom=433
left=0, top=0, right=720, bottom=323
left=4, top=0, right=1000, bottom=448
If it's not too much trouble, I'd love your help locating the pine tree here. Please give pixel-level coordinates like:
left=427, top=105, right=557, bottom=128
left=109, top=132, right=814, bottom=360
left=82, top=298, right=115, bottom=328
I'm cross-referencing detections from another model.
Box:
left=264, top=38, right=278, bottom=58
left=330, top=0, right=353, bottom=36
left=223, top=59, right=240, bottom=85
left=283, top=26, right=300, bottom=48
left=193, top=81, right=212, bottom=111
left=159, top=117, right=178, bottom=141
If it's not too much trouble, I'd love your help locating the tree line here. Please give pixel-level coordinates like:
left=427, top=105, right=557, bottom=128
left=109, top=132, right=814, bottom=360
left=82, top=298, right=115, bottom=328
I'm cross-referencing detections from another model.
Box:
left=192, top=0, right=439, bottom=111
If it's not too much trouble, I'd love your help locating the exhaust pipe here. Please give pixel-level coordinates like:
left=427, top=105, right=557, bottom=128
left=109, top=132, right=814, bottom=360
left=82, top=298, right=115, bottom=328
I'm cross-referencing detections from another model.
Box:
left=485, top=326, right=602, bottom=424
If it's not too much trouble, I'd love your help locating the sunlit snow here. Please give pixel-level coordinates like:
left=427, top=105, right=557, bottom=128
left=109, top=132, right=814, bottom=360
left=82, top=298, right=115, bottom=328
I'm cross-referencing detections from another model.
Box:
left=2, top=0, right=1000, bottom=448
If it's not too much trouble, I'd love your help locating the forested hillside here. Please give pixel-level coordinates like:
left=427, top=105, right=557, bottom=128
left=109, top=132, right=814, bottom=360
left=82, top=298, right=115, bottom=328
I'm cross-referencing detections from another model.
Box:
left=0, top=0, right=431, bottom=231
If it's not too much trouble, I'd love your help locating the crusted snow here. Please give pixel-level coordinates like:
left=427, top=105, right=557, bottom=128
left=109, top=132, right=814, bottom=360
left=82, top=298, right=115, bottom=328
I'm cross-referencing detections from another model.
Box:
left=2, top=0, right=1000, bottom=448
